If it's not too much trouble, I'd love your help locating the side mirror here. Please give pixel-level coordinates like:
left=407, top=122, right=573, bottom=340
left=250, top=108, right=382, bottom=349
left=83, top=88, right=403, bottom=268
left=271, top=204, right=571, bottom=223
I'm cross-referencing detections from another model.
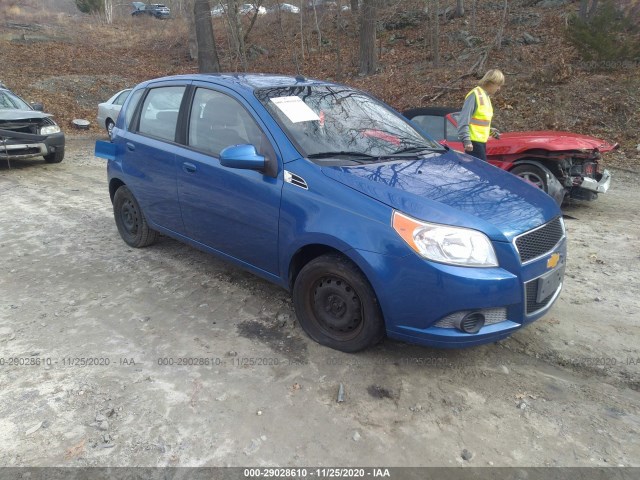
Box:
left=31, top=102, right=44, bottom=112
left=220, top=144, right=265, bottom=170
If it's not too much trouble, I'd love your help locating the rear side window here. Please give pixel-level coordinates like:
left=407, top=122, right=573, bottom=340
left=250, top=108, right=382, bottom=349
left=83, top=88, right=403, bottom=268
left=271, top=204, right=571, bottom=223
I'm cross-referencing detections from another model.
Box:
left=138, top=86, right=186, bottom=142
left=188, top=88, right=273, bottom=159
left=113, top=90, right=130, bottom=106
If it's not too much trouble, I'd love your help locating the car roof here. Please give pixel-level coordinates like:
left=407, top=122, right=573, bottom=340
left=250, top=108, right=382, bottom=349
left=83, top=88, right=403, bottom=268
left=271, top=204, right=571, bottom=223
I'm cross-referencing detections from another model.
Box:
left=403, top=107, right=458, bottom=118
left=142, top=73, right=333, bottom=93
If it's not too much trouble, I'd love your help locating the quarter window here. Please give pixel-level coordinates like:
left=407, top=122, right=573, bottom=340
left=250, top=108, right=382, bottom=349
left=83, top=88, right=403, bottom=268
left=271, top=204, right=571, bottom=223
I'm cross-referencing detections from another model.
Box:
left=138, top=86, right=185, bottom=142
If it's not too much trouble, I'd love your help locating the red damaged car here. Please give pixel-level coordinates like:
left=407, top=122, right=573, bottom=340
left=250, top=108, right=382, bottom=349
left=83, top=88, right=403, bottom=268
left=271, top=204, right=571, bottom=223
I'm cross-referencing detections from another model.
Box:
left=404, top=107, right=616, bottom=204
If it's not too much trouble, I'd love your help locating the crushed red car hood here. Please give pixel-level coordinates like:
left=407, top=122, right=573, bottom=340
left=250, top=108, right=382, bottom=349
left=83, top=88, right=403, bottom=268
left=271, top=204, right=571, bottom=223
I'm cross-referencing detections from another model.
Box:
left=495, top=131, right=618, bottom=153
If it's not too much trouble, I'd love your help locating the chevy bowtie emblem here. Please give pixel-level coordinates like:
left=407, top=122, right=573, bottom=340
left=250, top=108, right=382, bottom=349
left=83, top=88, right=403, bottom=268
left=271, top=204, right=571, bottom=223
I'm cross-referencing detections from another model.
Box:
left=547, top=253, right=560, bottom=269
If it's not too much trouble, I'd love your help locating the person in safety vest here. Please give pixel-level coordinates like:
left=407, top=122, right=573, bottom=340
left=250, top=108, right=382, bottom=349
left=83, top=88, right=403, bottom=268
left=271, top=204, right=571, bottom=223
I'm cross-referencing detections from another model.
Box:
left=458, top=69, right=505, bottom=161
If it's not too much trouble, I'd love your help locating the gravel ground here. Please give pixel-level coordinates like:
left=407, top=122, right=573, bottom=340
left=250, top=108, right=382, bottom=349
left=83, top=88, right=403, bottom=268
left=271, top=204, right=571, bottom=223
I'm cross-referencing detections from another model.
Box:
left=0, top=136, right=639, bottom=467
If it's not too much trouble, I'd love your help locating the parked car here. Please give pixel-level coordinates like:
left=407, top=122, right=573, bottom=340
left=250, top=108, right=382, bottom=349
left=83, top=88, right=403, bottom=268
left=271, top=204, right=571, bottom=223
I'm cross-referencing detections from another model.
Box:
left=131, top=2, right=170, bottom=18
left=96, top=74, right=566, bottom=352
left=211, top=3, right=226, bottom=16
left=239, top=3, right=267, bottom=15
left=267, top=3, right=300, bottom=13
left=97, top=89, right=132, bottom=139
left=404, top=107, right=616, bottom=203
left=0, top=81, right=65, bottom=164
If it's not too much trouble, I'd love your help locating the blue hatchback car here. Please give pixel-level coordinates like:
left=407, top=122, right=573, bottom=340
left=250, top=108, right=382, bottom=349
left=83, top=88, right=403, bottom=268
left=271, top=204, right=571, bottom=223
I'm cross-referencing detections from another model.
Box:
left=95, top=74, right=566, bottom=352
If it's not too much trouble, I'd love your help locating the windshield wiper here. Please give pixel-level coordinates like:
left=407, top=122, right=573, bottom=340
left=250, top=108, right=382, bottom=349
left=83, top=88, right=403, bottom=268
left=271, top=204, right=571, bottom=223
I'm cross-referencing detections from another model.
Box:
left=307, top=151, right=377, bottom=164
left=389, top=145, right=443, bottom=155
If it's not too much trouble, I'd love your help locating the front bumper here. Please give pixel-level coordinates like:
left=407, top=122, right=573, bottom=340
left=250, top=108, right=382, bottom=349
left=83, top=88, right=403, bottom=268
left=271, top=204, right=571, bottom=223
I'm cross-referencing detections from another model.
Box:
left=580, top=169, right=611, bottom=194
left=355, top=236, right=567, bottom=349
left=0, top=132, right=64, bottom=160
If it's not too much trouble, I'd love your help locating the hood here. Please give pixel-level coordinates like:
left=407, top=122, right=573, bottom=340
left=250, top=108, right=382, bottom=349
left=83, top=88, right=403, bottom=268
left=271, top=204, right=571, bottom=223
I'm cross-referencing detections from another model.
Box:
left=321, top=150, right=560, bottom=241
left=0, top=109, right=52, bottom=121
left=496, top=130, right=617, bottom=153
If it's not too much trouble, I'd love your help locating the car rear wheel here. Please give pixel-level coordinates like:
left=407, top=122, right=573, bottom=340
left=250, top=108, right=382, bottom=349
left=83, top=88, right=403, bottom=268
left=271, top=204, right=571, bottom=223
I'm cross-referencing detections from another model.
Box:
left=113, top=186, right=158, bottom=248
left=106, top=119, right=115, bottom=139
left=511, top=164, right=549, bottom=193
left=43, top=148, right=64, bottom=164
left=293, top=253, right=385, bottom=352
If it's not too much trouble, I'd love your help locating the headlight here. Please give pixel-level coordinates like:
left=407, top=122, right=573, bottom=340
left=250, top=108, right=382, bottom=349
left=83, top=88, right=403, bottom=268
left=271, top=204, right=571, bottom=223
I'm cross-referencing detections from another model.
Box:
left=392, top=211, right=498, bottom=267
left=40, top=125, right=60, bottom=135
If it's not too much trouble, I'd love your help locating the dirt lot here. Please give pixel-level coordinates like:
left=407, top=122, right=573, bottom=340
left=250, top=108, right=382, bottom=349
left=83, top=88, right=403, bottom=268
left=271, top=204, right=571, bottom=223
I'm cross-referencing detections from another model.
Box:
left=0, top=137, right=640, bottom=466
left=0, top=136, right=639, bottom=467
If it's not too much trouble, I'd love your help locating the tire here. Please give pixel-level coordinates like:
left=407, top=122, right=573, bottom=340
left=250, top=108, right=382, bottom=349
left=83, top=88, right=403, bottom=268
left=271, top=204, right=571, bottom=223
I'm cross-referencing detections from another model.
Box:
left=113, top=186, right=158, bottom=248
left=293, top=253, right=385, bottom=352
left=43, top=147, right=64, bottom=164
left=106, top=119, right=115, bottom=139
left=511, top=164, right=549, bottom=193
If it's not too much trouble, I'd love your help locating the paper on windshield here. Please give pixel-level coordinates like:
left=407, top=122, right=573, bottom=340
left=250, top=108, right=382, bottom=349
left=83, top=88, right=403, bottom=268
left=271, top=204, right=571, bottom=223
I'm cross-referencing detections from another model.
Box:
left=271, top=96, right=320, bottom=123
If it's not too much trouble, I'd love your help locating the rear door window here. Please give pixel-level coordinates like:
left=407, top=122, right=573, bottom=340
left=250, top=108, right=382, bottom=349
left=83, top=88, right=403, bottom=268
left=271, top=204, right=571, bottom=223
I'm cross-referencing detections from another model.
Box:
left=138, top=86, right=186, bottom=142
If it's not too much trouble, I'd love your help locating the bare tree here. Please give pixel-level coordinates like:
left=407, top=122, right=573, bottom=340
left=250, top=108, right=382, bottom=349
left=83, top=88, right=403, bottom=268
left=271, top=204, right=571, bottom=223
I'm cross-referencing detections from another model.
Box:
left=579, top=0, right=599, bottom=20
left=358, top=0, right=377, bottom=75
left=104, top=0, right=113, bottom=23
left=227, top=0, right=248, bottom=69
left=186, top=0, right=198, bottom=60
left=456, top=0, right=464, bottom=18
left=431, top=0, right=440, bottom=67
left=194, top=0, right=221, bottom=72
left=350, top=0, right=358, bottom=13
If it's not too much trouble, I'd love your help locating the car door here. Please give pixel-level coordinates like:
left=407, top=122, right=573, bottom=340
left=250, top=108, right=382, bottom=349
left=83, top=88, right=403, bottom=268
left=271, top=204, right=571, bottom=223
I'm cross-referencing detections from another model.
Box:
left=118, top=82, right=187, bottom=233
left=175, top=84, right=283, bottom=275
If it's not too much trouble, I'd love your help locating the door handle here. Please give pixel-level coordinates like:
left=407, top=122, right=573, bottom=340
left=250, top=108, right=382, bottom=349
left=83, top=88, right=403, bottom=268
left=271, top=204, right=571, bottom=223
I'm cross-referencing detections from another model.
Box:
left=126, top=142, right=135, bottom=151
left=182, top=162, right=197, bottom=173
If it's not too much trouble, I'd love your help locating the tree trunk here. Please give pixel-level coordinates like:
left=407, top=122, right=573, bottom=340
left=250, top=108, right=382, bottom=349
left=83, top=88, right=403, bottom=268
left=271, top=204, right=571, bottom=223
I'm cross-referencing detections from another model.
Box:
left=227, top=0, right=247, bottom=70
left=187, top=0, right=198, bottom=60
left=194, top=0, right=220, bottom=73
left=579, top=0, right=599, bottom=20
left=456, top=0, right=464, bottom=18
left=431, top=0, right=440, bottom=67
left=350, top=0, right=358, bottom=13
left=358, top=0, right=377, bottom=75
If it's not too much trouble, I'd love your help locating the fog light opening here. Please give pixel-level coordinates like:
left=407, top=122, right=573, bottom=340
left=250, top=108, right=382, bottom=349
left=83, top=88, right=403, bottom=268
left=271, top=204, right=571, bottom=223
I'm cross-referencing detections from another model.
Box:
left=454, top=312, right=485, bottom=334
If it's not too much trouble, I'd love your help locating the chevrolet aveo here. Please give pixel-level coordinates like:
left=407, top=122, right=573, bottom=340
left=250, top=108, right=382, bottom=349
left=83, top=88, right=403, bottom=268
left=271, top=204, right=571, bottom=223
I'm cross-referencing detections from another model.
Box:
left=95, top=74, right=567, bottom=353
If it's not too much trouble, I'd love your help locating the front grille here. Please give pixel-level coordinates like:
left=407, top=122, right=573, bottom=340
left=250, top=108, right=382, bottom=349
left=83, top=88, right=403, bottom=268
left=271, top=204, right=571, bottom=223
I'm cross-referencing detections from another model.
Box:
left=525, top=279, right=557, bottom=315
left=514, top=217, right=564, bottom=264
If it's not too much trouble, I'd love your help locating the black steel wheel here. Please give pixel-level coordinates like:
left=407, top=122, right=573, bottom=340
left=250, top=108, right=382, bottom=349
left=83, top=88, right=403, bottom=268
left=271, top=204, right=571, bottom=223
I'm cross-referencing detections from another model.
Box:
left=113, top=186, right=158, bottom=248
left=293, top=253, right=385, bottom=352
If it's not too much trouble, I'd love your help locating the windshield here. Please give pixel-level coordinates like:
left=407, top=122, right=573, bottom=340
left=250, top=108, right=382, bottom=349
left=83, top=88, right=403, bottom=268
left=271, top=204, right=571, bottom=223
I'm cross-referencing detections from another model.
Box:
left=255, top=85, right=443, bottom=163
left=0, top=90, right=32, bottom=110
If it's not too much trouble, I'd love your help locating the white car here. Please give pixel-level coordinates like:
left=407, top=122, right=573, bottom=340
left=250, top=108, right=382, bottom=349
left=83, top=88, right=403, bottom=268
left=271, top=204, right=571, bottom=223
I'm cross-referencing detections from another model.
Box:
left=239, top=3, right=267, bottom=15
left=268, top=3, right=300, bottom=13
left=97, top=88, right=131, bottom=139
left=211, top=3, right=226, bottom=16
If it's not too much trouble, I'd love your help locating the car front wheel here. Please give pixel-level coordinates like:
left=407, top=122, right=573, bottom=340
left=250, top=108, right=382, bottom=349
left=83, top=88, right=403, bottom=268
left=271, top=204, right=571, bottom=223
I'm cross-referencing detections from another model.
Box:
left=43, top=148, right=64, bottom=163
left=113, top=186, right=158, bottom=248
left=293, top=253, right=385, bottom=352
left=511, top=164, right=549, bottom=193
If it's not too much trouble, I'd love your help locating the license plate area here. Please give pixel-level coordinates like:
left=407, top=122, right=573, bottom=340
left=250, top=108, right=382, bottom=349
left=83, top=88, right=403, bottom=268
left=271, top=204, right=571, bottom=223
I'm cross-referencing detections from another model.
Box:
left=537, top=264, right=564, bottom=303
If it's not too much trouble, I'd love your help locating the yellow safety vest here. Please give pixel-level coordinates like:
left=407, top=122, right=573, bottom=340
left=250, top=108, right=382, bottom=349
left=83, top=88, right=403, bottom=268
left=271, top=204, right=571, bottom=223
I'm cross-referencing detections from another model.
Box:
left=465, top=86, right=493, bottom=143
